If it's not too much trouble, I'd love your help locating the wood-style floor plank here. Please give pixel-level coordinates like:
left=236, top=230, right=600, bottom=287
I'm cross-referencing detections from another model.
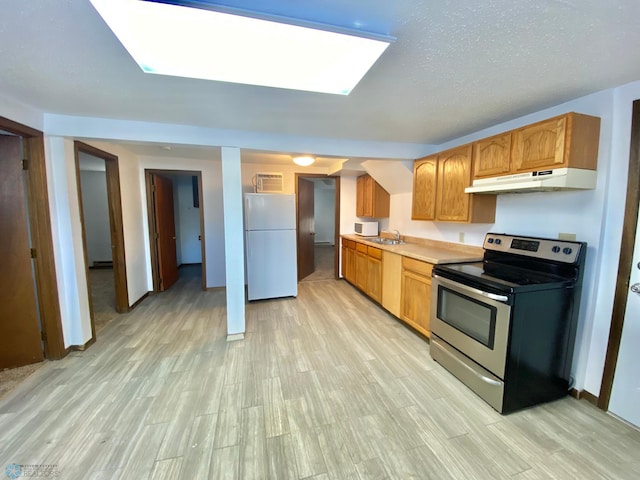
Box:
left=0, top=266, right=638, bottom=480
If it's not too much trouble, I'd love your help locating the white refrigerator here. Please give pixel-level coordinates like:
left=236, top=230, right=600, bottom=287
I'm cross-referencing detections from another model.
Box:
left=244, top=193, right=298, bottom=301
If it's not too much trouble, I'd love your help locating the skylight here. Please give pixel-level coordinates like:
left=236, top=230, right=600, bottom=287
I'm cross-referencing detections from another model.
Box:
left=89, top=0, right=393, bottom=95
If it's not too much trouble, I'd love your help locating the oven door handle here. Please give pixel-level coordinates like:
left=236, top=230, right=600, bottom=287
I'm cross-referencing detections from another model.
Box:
left=433, top=275, right=510, bottom=303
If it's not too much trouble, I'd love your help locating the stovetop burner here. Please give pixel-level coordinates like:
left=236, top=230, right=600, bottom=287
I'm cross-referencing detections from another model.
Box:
left=433, top=233, right=586, bottom=294
left=436, top=262, right=572, bottom=294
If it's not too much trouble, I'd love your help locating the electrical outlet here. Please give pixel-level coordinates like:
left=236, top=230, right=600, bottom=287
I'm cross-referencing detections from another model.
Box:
left=458, top=232, right=465, bottom=243
left=558, top=233, right=576, bottom=241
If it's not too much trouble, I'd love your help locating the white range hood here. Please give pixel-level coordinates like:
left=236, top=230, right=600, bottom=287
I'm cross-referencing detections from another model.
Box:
left=465, top=168, right=597, bottom=194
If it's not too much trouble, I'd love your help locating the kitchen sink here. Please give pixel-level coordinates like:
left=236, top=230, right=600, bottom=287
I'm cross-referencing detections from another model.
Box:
left=368, top=237, right=405, bottom=245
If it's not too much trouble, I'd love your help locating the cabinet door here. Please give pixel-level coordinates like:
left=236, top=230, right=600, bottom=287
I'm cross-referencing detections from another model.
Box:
left=341, top=244, right=347, bottom=279
left=473, top=133, right=511, bottom=179
left=355, top=250, right=368, bottom=291
left=367, top=256, right=382, bottom=303
left=436, top=144, right=472, bottom=222
left=345, top=246, right=356, bottom=284
left=356, top=175, right=365, bottom=217
left=412, top=156, right=438, bottom=220
left=400, top=270, right=431, bottom=337
left=382, top=251, right=402, bottom=317
left=511, top=116, right=566, bottom=173
left=363, top=175, right=374, bottom=217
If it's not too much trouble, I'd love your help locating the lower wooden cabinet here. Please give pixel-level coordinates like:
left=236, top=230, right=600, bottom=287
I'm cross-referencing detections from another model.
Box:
left=355, top=243, right=368, bottom=292
left=342, top=239, right=356, bottom=284
left=342, top=237, right=434, bottom=340
left=366, top=246, right=382, bottom=303
left=381, top=251, right=402, bottom=317
left=400, top=257, right=433, bottom=338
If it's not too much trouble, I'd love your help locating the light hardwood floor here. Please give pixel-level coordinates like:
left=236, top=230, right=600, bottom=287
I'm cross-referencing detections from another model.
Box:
left=300, top=245, right=335, bottom=283
left=1, top=270, right=639, bottom=479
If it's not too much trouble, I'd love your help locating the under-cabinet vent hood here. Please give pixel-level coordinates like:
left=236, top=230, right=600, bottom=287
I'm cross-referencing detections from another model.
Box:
left=465, top=168, right=597, bottom=194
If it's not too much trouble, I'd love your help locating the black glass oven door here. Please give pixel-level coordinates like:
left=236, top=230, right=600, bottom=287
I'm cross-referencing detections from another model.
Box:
left=437, top=286, right=497, bottom=349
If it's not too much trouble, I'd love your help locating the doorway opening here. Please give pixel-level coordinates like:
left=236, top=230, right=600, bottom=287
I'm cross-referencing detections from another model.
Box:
left=74, top=142, right=129, bottom=338
left=598, top=99, right=640, bottom=425
left=0, top=117, right=64, bottom=395
left=145, top=170, right=206, bottom=293
left=295, top=174, right=341, bottom=282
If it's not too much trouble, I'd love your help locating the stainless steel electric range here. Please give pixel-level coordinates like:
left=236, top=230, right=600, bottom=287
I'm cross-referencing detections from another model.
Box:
left=430, top=233, right=587, bottom=414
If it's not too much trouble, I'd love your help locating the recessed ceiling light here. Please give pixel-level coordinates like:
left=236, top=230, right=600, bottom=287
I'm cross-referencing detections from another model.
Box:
left=89, top=0, right=393, bottom=95
left=293, top=156, right=315, bottom=166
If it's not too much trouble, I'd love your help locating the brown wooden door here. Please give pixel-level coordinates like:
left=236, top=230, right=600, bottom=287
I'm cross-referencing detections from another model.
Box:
left=0, top=135, right=44, bottom=369
left=297, top=177, right=315, bottom=280
left=152, top=174, right=179, bottom=291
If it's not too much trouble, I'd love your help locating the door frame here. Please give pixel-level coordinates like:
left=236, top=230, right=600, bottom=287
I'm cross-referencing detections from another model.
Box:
left=0, top=116, right=65, bottom=359
left=294, top=173, right=341, bottom=279
left=599, top=99, right=640, bottom=410
left=74, top=141, right=129, bottom=331
left=144, top=169, right=207, bottom=291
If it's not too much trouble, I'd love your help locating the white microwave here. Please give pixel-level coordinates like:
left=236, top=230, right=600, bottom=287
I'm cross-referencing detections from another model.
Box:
left=354, top=221, right=378, bottom=237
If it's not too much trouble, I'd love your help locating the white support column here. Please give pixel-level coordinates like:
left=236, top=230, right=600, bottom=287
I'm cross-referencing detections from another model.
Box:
left=220, top=146, right=246, bottom=340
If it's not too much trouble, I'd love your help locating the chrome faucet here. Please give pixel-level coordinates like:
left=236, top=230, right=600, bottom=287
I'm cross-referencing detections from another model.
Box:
left=393, top=229, right=401, bottom=241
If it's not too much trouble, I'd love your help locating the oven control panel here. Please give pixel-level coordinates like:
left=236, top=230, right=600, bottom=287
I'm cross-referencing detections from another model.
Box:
left=484, top=233, right=582, bottom=263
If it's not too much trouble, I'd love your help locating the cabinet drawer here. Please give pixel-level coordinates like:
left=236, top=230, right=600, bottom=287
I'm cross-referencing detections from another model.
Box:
left=356, top=243, right=368, bottom=254
left=368, top=246, right=382, bottom=259
left=343, top=239, right=355, bottom=249
left=402, top=257, right=433, bottom=277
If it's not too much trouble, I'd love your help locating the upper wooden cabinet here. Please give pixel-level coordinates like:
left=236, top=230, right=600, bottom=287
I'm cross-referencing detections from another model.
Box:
left=412, top=146, right=496, bottom=223
left=356, top=174, right=390, bottom=218
left=411, top=156, right=438, bottom=220
left=472, top=112, right=600, bottom=180
left=473, top=132, right=512, bottom=178
left=510, top=113, right=600, bottom=174
left=436, top=145, right=473, bottom=222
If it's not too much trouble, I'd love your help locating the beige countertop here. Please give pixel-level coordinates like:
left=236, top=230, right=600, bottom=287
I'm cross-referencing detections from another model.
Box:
left=341, top=233, right=483, bottom=264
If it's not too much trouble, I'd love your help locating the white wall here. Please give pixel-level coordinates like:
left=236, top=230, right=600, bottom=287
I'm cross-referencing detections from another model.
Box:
left=79, top=170, right=111, bottom=266
left=314, top=182, right=335, bottom=244
left=0, top=93, right=43, bottom=131
left=240, top=162, right=328, bottom=193
left=45, top=137, right=93, bottom=347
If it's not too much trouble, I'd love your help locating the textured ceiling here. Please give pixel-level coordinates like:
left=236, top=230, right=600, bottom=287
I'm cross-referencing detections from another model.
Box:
left=1, top=0, right=639, bottom=147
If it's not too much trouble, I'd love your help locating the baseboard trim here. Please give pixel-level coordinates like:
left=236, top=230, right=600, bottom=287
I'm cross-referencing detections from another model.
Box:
left=569, top=388, right=600, bottom=407
left=66, top=336, right=96, bottom=354
left=129, top=291, right=151, bottom=311
left=206, top=286, right=226, bottom=292
left=226, top=333, right=245, bottom=342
